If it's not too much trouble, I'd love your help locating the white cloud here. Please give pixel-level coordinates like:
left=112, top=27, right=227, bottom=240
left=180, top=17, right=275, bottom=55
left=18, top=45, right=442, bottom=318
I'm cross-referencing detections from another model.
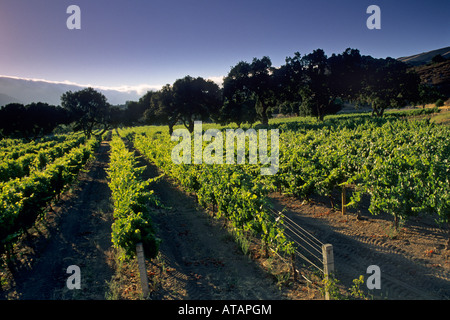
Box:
left=100, top=84, right=163, bottom=95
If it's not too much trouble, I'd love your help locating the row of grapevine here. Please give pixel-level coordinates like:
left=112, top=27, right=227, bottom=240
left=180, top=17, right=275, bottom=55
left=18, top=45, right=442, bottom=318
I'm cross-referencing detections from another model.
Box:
left=106, top=134, right=161, bottom=261
left=0, top=135, right=99, bottom=256
left=268, top=118, right=449, bottom=230
left=0, top=133, right=87, bottom=182
left=126, top=128, right=295, bottom=258
left=0, top=133, right=80, bottom=161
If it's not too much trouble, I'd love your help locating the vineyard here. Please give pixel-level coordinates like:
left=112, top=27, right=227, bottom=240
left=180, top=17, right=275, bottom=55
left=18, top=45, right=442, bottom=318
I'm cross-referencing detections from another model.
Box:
left=120, top=113, right=450, bottom=250
left=0, top=132, right=100, bottom=258
left=272, top=115, right=450, bottom=232
left=1, top=110, right=449, bottom=300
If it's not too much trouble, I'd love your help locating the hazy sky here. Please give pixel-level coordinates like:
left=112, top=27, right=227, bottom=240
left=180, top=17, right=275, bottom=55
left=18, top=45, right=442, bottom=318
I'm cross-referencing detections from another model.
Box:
left=0, top=0, right=448, bottom=93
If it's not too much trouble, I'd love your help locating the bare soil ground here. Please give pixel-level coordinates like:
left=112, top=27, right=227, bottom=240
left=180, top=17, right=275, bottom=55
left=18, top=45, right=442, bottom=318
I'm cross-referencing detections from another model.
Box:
left=1, top=140, right=115, bottom=300
left=269, top=192, right=450, bottom=299
left=120, top=144, right=320, bottom=300
left=141, top=170, right=285, bottom=300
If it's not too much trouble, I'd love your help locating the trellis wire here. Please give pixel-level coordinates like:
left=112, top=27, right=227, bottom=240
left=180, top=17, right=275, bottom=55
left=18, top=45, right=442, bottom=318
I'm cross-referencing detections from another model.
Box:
left=267, top=207, right=326, bottom=274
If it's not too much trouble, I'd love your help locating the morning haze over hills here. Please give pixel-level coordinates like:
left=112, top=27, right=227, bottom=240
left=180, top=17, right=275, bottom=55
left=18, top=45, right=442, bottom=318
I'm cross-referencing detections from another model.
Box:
left=0, top=76, right=144, bottom=107
left=1, top=46, right=449, bottom=108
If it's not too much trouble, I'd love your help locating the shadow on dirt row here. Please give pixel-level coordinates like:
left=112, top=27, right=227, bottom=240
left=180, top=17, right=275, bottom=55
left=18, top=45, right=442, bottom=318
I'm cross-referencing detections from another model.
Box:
left=130, top=142, right=289, bottom=300
left=2, top=141, right=114, bottom=300
left=269, top=194, right=450, bottom=300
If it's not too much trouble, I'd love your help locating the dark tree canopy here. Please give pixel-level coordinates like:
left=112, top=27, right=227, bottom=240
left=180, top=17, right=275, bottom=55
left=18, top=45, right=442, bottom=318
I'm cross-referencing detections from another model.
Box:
left=61, top=87, right=112, bottom=138
left=328, top=48, right=365, bottom=102
left=417, top=83, right=445, bottom=108
left=220, top=48, right=419, bottom=124
left=270, top=48, right=421, bottom=120
left=172, top=76, right=222, bottom=133
left=0, top=102, right=69, bottom=139
left=300, top=49, right=340, bottom=120
left=222, top=56, right=276, bottom=126
left=222, top=61, right=257, bottom=127
left=121, top=91, right=156, bottom=126
left=144, top=76, right=222, bottom=134
left=432, top=54, right=446, bottom=64
left=360, top=57, right=421, bottom=117
left=144, top=84, right=179, bottom=134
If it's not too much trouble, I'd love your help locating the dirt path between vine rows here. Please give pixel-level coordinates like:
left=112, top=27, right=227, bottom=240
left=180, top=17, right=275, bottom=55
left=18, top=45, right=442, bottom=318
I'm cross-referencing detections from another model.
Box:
left=269, top=193, right=450, bottom=300
left=129, top=145, right=299, bottom=300
left=2, top=140, right=115, bottom=300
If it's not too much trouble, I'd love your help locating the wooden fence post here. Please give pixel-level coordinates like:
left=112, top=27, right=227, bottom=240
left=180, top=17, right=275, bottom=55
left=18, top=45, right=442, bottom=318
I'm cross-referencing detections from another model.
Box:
left=322, top=243, right=334, bottom=300
left=291, top=253, right=298, bottom=281
left=342, top=185, right=346, bottom=215
left=136, top=242, right=150, bottom=298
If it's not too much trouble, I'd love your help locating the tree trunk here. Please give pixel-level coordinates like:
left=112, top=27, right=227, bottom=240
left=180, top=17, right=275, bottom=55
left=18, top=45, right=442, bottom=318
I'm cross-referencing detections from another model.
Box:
left=394, top=214, right=400, bottom=231
left=291, top=253, right=298, bottom=281
left=318, top=112, right=325, bottom=121
left=260, top=103, right=269, bottom=126
left=188, top=120, right=194, bottom=134
left=183, top=118, right=195, bottom=133
left=98, top=125, right=109, bottom=138
left=371, top=102, right=379, bottom=117
left=371, top=105, right=385, bottom=118
left=341, top=185, right=346, bottom=215
left=168, top=119, right=177, bottom=135
left=316, top=103, right=325, bottom=121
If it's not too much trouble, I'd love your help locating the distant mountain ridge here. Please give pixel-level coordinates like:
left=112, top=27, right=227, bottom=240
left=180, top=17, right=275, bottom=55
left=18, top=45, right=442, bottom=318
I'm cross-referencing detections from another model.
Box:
left=398, top=46, right=450, bottom=66
left=0, top=76, right=144, bottom=107
left=397, top=46, right=450, bottom=97
left=0, top=92, right=23, bottom=106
